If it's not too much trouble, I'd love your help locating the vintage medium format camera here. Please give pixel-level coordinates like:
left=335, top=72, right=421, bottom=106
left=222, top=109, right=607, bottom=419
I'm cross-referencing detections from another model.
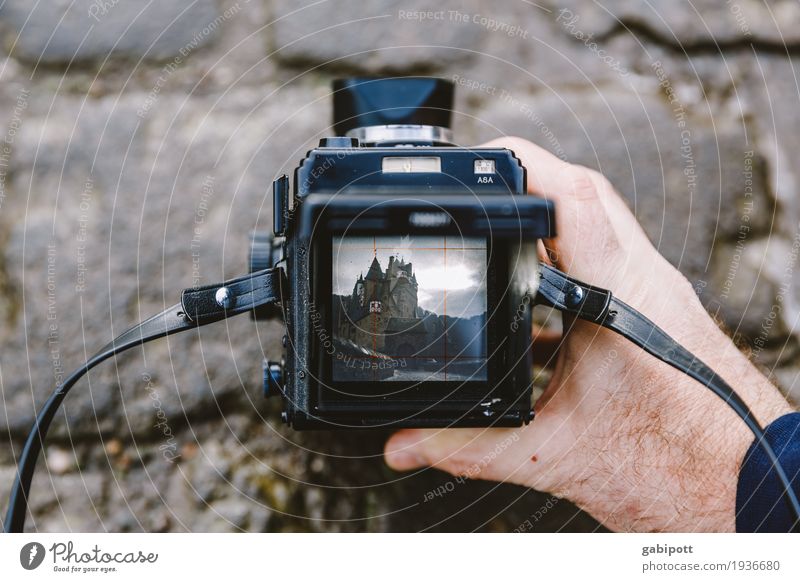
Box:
left=7, top=76, right=799, bottom=532
left=250, top=77, right=554, bottom=429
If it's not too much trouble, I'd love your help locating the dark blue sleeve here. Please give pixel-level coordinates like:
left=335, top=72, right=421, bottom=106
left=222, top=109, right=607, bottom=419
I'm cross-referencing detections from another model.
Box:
left=736, top=412, right=800, bottom=532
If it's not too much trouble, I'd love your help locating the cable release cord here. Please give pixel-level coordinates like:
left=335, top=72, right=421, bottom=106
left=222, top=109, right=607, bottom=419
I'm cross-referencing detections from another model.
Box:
left=3, top=267, right=285, bottom=533
left=4, top=264, right=797, bottom=532
left=536, top=264, right=800, bottom=532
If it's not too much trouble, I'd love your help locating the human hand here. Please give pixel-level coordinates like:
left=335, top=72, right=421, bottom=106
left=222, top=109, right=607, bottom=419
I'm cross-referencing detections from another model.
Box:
left=383, top=136, right=793, bottom=532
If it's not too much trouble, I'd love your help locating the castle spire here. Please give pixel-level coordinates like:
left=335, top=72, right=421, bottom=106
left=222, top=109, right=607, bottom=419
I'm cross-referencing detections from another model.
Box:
left=365, top=256, right=383, bottom=281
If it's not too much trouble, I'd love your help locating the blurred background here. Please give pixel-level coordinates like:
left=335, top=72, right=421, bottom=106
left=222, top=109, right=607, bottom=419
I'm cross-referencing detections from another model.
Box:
left=1, top=0, right=799, bottom=532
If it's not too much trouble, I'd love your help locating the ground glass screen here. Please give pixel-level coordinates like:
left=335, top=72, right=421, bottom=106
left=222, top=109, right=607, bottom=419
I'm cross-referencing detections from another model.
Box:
left=331, top=235, right=487, bottom=382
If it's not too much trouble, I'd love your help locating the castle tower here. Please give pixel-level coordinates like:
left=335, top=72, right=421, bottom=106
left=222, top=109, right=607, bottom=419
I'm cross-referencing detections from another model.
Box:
left=339, top=253, right=424, bottom=354
left=364, top=256, right=384, bottom=308
left=352, top=273, right=365, bottom=306
left=385, top=257, right=417, bottom=319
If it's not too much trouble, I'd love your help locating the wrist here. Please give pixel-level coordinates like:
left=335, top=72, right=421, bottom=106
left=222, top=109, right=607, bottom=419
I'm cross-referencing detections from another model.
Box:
left=634, top=273, right=793, bottom=530
left=637, top=263, right=792, bottom=424
left=675, top=292, right=792, bottom=426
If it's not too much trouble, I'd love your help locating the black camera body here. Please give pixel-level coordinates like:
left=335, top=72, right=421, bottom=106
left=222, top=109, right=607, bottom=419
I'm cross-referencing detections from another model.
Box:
left=253, top=78, right=555, bottom=429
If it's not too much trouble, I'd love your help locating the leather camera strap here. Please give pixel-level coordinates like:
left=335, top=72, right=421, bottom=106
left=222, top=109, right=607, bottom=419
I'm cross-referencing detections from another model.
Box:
left=3, top=268, right=284, bottom=533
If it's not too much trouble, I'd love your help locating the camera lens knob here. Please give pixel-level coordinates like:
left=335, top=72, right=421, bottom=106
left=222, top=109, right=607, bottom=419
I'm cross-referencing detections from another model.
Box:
left=263, top=359, right=284, bottom=399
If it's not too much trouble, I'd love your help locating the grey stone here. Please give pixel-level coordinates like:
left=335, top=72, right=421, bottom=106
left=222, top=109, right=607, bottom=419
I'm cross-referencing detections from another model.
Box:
left=46, top=447, right=78, bottom=475
left=708, top=237, right=792, bottom=342
left=444, top=0, right=642, bottom=110
left=271, top=0, right=485, bottom=73
left=27, top=471, right=106, bottom=531
left=191, top=497, right=270, bottom=532
left=0, top=0, right=220, bottom=65
left=546, top=0, right=800, bottom=46
left=616, top=49, right=800, bottom=349
left=736, top=55, right=800, bottom=350
left=103, top=465, right=176, bottom=532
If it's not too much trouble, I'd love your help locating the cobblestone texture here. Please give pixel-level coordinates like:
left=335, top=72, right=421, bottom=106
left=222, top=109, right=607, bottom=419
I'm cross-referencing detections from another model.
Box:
left=1, top=0, right=799, bottom=531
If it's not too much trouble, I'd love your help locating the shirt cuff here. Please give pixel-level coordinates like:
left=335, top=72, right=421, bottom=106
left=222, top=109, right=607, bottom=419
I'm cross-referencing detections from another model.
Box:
left=736, top=412, right=800, bottom=532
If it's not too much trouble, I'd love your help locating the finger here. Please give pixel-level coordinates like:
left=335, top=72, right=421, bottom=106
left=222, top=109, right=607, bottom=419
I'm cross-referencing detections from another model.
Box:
left=480, top=136, right=619, bottom=219
left=479, top=137, right=579, bottom=198
left=531, top=325, right=562, bottom=367
left=479, top=138, right=609, bottom=272
left=384, top=427, right=535, bottom=485
left=536, top=239, right=553, bottom=266
left=481, top=137, right=654, bottom=288
left=479, top=136, right=636, bottom=232
left=385, top=428, right=483, bottom=471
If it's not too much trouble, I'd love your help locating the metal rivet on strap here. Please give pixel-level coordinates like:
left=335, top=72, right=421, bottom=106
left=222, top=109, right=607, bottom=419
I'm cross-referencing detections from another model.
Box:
left=565, top=285, right=584, bottom=308
left=215, top=287, right=234, bottom=309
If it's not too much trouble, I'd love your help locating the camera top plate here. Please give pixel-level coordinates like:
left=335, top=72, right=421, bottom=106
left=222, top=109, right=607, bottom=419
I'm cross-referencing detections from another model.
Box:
left=295, top=145, right=527, bottom=196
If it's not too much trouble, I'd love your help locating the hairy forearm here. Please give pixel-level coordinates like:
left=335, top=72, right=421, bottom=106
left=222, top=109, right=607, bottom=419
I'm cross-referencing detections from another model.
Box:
left=599, top=271, right=795, bottom=531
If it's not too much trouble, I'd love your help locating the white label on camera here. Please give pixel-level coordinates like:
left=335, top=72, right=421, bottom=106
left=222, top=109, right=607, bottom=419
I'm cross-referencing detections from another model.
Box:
left=382, top=156, right=441, bottom=173
left=474, top=159, right=495, bottom=174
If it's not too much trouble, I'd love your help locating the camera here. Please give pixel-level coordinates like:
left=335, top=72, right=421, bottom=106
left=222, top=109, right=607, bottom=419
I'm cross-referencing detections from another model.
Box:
left=251, top=77, right=555, bottom=429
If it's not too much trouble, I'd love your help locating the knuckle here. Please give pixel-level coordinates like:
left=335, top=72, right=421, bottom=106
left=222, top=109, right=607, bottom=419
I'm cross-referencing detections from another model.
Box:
left=584, top=168, right=615, bottom=197
left=564, top=165, right=616, bottom=203
left=562, top=166, right=600, bottom=201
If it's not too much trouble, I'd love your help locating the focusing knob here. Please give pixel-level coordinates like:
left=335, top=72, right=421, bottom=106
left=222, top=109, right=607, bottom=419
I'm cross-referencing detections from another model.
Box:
left=249, top=231, right=283, bottom=321
left=332, top=77, right=454, bottom=137
left=249, top=231, right=274, bottom=273
left=263, top=359, right=284, bottom=399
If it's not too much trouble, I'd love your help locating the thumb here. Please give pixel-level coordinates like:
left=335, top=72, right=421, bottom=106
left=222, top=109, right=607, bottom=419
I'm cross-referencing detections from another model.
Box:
left=384, top=429, right=472, bottom=471
left=384, top=427, right=535, bottom=485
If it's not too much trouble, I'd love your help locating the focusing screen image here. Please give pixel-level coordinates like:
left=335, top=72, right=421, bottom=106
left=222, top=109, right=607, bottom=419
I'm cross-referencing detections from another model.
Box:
left=332, top=235, right=487, bottom=382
